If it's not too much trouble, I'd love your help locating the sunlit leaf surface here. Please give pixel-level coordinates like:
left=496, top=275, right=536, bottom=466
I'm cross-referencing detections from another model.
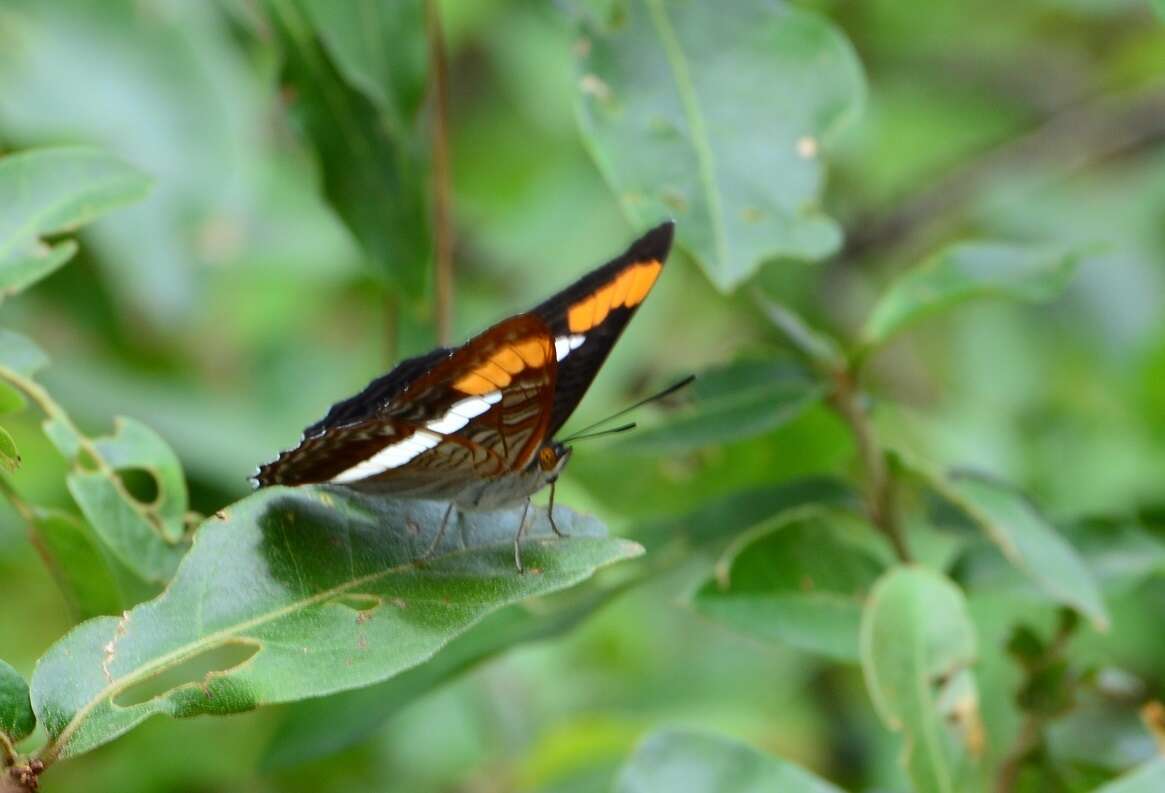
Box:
left=31, top=485, right=640, bottom=760
left=575, top=0, right=865, bottom=291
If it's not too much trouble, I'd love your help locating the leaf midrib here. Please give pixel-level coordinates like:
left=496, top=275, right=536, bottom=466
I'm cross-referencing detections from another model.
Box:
left=644, top=0, right=728, bottom=272
left=42, top=535, right=632, bottom=762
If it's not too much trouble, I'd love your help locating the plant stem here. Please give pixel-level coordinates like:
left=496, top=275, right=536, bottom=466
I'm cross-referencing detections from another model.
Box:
left=0, top=365, right=173, bottom=543
left=0, top=733, right=15, bottom=768
left=426, top=0, right=454, bottom=346
left=994, top=612, right=1080, bottom=793
left=830, top=369, right=911, bottom=562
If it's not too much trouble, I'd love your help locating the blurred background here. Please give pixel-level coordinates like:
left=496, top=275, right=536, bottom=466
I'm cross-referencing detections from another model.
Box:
left=1, top=0, right=1164, bottom=791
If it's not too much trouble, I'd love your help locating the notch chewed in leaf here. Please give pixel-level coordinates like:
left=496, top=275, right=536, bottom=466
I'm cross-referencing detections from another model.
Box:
left=30, top=486, right=641, bottom=761
left=111, top=640, right=260, bottom=709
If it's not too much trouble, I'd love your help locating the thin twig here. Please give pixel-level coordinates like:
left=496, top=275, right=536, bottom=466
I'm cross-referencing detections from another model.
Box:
left=829, top=369, right=911, bottom=562
left=426, top=0, right=454, bottom=346
left=994, top=612, right=1080, bottom=793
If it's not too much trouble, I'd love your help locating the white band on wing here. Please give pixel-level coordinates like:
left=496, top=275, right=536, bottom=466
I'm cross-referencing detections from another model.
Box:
left=554, top=334, right=586, bottom=362
left=329, top=391, right=502, bottom=483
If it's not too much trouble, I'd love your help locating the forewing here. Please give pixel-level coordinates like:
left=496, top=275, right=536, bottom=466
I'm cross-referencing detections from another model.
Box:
left=255, top=315, right=556, bottom=491
left=530, top=221, right=674, bottom=436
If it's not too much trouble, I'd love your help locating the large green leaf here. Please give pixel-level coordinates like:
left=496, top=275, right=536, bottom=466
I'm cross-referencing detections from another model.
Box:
left=30, top=486, right=640, bottom=761
left=692, top=511, right=885, bottom=661
left=1094, top=758, right=1165, bottom=792
left=29, top=507, right=124, bottom=621
left=0, top=146, right=150, bottom=301
left=574, top=0, right=865, bottom=291
left=615, top=728, right=846, bottom=793
left=861, top=241, right=1082, bottom=350
left=0, top=660, right=35, bottom=745
left=860, top=567, right=983, bottom=793
left=268, top=0, right=430, bottom=295
left=49, top=417, right=191, bottom=585
left=904, top=453, right=1110, bottom=630
left=263, top=579, right=629, bottom=769
left=300, top=0, right=427, bottom=137
left=618, top=357, right=823, bottom=453
left=632, top=476, right=859, bottom=555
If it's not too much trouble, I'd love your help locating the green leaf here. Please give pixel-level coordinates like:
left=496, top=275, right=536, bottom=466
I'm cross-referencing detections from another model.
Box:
left=1093, top=758, right=1165, bottom=792
left=0, top=330, right=49, bottom=378
left=0, top=425, right=18, bottom=472
left=618, top=358, right=823, bottom=453
left=0, top=660, right=35, bottom=744
left=53, top=417, right=191, bottom=585
left=691, top=511, right=884, bottom=661
left=575, top=0, right=865, bottom=291
left=616, top=728, right=846, bottom=793
left=30, top=486, right=640, bottom=760
left=0, top=146, right=151, bottom=300
left=269, top=0, right=430, bottom=295
left=756, top=296, right=846, bottom=371
left=0, top=382, right=27, bottom=415
left=263, top=580, right=628, bottom=769
left=860, top=567, right=983, bottom=793
left=1153, top=0, right=1165, bottom=21
left=30, top=507, right=124, bottom=621
left=300, top=0, right=427, bottom=136
left=906, top=454, right=1110, bottom=631
left=633, top=476, right=860, bottom=554
left=861, top=241, right=1082, bottom=349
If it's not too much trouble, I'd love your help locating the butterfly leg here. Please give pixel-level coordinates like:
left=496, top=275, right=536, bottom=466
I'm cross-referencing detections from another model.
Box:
left=423, top=502, right=457, bottom=560
left=513, top=498, right=532, bottom=573
left=547, top=480, right=569, bottom=539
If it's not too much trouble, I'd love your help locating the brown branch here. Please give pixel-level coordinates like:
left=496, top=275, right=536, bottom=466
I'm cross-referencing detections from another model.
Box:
left=829, top=370, right=911, bottom=562
left=426, top=0, right=454, bottom=346
left=1, top=760, right=43, bottom=792
left=841, top=82, right=1165, bottom=265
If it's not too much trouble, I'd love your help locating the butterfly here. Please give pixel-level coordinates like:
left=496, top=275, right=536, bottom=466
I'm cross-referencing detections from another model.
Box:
left=254, top=221, right=674, bottom=570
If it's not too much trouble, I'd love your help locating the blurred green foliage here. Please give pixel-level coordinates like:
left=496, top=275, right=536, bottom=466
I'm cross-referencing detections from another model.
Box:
left=2, top=0, right=1165, bottom=791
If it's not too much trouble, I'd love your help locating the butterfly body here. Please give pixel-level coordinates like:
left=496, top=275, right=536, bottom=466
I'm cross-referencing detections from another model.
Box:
left=254, top=221, right=674, bottom=565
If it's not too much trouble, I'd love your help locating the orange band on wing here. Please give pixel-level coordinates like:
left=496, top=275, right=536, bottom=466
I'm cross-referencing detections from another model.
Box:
left=454, top=334, right=553, bottom=395
left=567, top=259, right=662, bottom=333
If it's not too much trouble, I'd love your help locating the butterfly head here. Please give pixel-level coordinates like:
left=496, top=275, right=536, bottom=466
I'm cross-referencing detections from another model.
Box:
left=536, top=442, right=571, bottom=482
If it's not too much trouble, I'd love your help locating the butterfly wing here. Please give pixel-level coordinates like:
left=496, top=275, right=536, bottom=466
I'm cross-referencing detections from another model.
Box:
left=255, top=314, right=556, bottom=492
left=530, top=220, right=674, bottom=436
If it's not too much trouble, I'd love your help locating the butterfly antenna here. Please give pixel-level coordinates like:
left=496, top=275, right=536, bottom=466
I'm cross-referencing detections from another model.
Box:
left=561, top=374, right=695, bottom=443
left=564, top=422, right=638, bottom=443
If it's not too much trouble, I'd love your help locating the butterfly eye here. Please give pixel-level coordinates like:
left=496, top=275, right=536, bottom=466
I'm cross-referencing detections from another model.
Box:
left=539, top=447, right=557, bottom=471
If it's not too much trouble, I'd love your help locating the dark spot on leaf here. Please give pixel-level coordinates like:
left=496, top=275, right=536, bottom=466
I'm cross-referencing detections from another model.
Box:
left=215, top=510, right=228, bottom=521
left=116, top=467, right=160, bottom=505
left=390, top=597, right=407, bottom=609
left=800, top=575, right=814, bottom=591
left=113, top=640, right=259, bottom=707
left=742, top=207, right=764, bottom=223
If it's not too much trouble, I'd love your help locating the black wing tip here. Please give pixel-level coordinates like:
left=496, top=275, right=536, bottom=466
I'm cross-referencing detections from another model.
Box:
left=628, top=220, right=675, bottom=262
